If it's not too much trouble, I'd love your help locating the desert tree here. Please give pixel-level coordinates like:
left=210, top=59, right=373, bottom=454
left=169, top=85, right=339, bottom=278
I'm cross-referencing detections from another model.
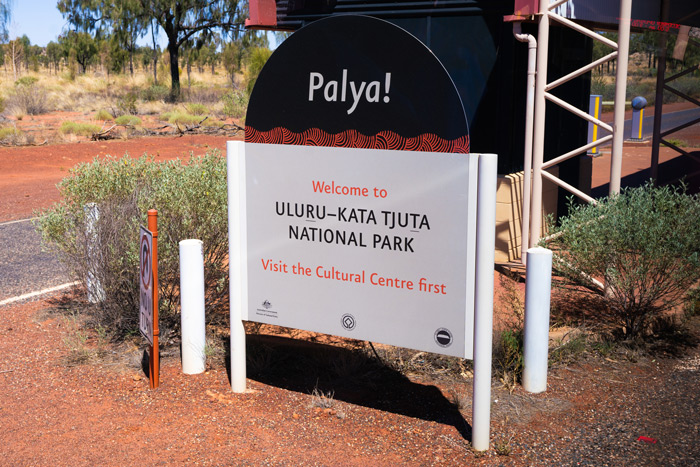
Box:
left=0, top=0, right=11, bottom=42
left=59, top=31, right=98, bottom=73
left=59, top=0, right=249, bottom=101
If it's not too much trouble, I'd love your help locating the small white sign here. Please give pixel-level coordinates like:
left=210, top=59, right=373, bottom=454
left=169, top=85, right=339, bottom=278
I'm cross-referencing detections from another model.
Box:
left=139, top=226, right=154, bottom=345
left=244, top=143, right=478, bottom=358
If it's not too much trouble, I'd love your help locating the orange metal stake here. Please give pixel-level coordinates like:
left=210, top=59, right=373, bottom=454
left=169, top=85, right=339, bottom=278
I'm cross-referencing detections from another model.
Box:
left=148, top=209, right=160, bottom=389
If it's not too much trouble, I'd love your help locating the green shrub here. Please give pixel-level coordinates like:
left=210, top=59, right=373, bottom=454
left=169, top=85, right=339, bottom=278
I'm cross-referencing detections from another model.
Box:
left=140, top=84, right=169, bottom=102
left=221, top=89, right=248, bottom=119
left=12, top=76, right=49, bottom=115
left=116, top=92, right=138, bottom=115
left=0, top=126, right=24, bottom=144
left=185, top=103, right=209, bottom=116
left=161, top=111, right=201, bottom=125
left=15, top=76, right=39, bottom=87
left=94, top=109, right=114, bottom=121
left=244, top=47, right=273, bottom=96
left=0, top=126, right=20, bottom=139
left=546, top=182, right=700, bottom=338
left=114, top=115, right=142, bottom=126
left=493, top=329, right=523, bottom=389
left=59, top=121, right=102, bottom=136
left=34, top=153, right=229, bottom=336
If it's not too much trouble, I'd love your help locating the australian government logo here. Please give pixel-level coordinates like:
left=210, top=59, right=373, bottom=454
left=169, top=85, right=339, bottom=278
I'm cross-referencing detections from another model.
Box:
left=341, top=313, right=356, bottom=331
left=255, top=299, right=278, bottom=319
left=434, top=328, right=453, bottom=347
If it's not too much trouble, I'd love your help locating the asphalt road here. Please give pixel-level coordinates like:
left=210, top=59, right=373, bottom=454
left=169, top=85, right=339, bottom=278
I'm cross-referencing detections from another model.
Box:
left=0, top=219, right=70, bottom=303
left=625, top=106, right=700, bottom=140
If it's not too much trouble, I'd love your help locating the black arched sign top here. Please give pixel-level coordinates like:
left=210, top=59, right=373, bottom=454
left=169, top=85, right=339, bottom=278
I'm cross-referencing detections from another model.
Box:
left=245, top=15, right=469, bottom=153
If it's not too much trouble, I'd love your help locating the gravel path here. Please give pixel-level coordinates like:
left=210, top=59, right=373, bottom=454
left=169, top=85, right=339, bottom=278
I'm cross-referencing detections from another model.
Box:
left=0, top=218, right=70, bottom=302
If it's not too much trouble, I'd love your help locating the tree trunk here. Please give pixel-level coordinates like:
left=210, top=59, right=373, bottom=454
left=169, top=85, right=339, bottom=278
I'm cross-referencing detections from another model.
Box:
left=168, top=40, right=181, bottom=101
left=11, top=42, right=16, bottom=81
left=129, top=47, right=134, bottom=76
left=151, top=21, right=158, bottom=85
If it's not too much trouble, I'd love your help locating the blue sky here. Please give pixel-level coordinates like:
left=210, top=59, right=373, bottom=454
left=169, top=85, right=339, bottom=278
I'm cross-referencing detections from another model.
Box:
left=11, top=0, right=67, bottom=46
left=10, top=1, right=277, bottom=49
left=11, top=0, right=166, bottom=47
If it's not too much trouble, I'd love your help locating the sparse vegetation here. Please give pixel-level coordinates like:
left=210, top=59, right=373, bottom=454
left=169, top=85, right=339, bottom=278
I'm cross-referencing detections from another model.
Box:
left=10, top=75, right=50, bottom=115
left=160, top=110, right=202, bottom=125
left=0, top=126, right=23, bottom=144
left=114, top=115, right=142, bottom=126
left=35, top=152, right=230, bottom=337
left=221, top=89, right=248, bottom=119
left=546, top=182, right=700, bottom=339
left=492, top=272, right=525, bottom=390
left=309, top=385, right=335, bottom=409
left=185, top=103, right=209, bottom=115
left=59, top=121, right=101, bottom=136
left=94, top=109, right=114, bottom=120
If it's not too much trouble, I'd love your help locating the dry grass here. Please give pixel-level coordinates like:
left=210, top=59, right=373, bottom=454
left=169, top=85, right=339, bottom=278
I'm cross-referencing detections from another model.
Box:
left=0, top=67, right=236, bottom=116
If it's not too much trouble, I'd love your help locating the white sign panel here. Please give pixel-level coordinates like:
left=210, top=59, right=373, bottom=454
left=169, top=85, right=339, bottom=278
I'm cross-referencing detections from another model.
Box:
left=245, top=143, right=478, bottom=358
left=139, top=226, right=154, bottom=345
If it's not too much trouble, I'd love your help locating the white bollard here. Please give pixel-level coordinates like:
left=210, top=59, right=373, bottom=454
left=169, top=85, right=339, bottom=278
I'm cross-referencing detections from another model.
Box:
left=522, top=246, right=553, bottom=393
left=179, top=239, right=207, bottom=375
left=84, top=203, right=105, bottom=303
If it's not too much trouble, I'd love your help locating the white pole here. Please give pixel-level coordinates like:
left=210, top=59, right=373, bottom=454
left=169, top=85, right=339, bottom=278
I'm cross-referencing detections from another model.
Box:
left=609, top=0, right=632, bottom=195
left=227, top=141, right=248, bottom=393
left=84, top=202, right=105, bottom=303
left=530, top=0, right=550, bottom=247
left=513, top=23, right=537, bottom=263
left=472, top=153, right=498, bottom=452
left=522, top=246, right=553, bottom=393
left=179, top=239, right=206, bottom=375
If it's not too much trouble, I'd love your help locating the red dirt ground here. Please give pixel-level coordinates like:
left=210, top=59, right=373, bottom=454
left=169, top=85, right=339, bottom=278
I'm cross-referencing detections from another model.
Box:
left=0, top=132, right=239, bottom=223
left=1, top=113, right=699, bottom=465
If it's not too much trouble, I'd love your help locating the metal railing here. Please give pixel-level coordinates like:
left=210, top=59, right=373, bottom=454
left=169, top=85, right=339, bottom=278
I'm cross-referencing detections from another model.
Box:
left=525, top=0, right=632, bottom=262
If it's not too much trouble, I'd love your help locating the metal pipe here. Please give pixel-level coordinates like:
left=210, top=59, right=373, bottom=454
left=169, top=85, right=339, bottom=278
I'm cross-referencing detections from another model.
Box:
left=513, top=22, right=537, bottom=263
left=530, top=0, right=550, bottom=247
left=650, top=28, right=668, bottom=183
left=546, top=51, right=618, bottom=92
left=545, top=92, right=614, bottom=132
left=542, top=135, right=613, bottom=170
left=549, top=12, right=619, bottom=49
left=147, top=209, right=160, bottom=390
left=542, top=170, right=597, bottom=204
left=609, top=0, right=632, bottom=195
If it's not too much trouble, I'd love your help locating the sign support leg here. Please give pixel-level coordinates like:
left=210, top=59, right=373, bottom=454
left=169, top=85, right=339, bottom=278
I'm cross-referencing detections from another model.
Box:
left=227, top=141, right=247, bottom=393
left=148, top=209, right=160, bottom=389
left=472, top=153, right=497, bottom=451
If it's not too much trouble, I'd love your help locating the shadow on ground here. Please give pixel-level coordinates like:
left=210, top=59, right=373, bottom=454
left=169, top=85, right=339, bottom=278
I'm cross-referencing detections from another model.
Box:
left=224, top=334, right=472, bottom=441
left=593, top=151, right=700, bottom=197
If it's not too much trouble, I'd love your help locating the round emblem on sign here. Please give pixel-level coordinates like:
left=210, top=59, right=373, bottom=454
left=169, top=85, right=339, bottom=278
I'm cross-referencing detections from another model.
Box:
left=140, top=234, right=152, bottom=290
left=434, top=328, right=453, bottom=347
left=341, top=314, right=356, bottom=331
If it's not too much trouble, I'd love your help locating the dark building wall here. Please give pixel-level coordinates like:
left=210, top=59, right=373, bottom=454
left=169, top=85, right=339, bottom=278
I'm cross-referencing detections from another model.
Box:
left=264, top=0, right=594, bottom=190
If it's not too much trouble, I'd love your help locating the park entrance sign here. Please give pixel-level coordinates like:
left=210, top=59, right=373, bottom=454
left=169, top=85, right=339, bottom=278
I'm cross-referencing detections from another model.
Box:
left=241, top=15, right=476, bottom=358
left=245, top=144, right=477, bottom=357
left=229, top=15, right=497, bottom=449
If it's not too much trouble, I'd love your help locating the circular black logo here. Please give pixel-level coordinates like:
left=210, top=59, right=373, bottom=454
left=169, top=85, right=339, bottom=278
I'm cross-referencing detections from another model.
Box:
left=341, top=314, right=356, bottom=331
left=434, top=328, right=453, bottom=347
